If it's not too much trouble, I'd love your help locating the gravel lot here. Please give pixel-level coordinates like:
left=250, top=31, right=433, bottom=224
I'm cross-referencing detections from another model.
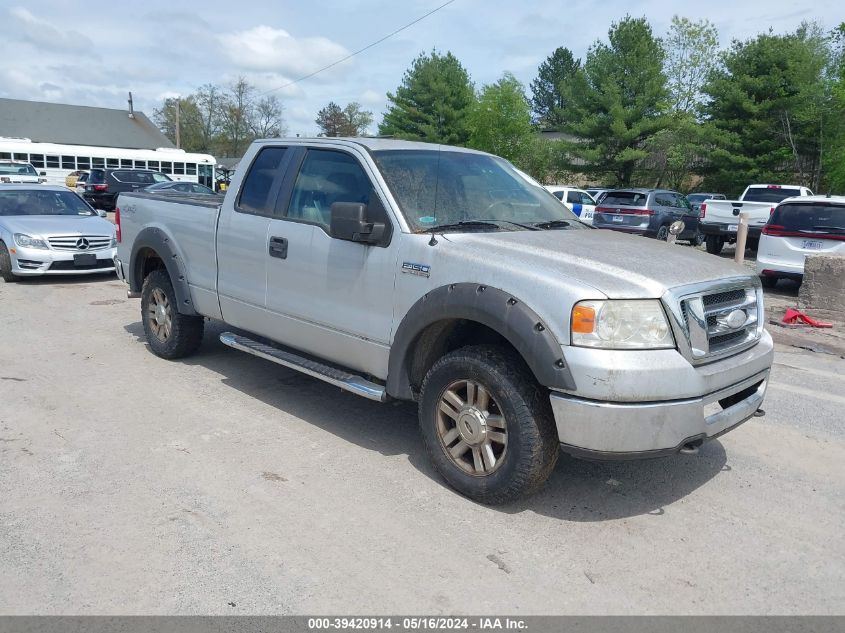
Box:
left=0, top=274, right=843, bottom=615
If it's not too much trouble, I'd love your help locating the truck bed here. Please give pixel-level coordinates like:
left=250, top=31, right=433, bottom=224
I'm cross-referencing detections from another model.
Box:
left=116, top=191, right=222, bottom=315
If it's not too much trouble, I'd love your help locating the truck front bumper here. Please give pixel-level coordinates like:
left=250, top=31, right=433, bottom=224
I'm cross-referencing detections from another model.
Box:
left=549, top=333, right=773, bottom=458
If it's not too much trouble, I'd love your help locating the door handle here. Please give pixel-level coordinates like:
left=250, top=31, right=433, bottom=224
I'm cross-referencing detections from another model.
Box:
left=269, top=236, right=288, bottom=259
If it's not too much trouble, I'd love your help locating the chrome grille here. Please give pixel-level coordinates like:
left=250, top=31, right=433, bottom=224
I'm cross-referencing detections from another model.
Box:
left=678, top=284, right=762, bottom=361
left=48, top=235, right=112, bottom=251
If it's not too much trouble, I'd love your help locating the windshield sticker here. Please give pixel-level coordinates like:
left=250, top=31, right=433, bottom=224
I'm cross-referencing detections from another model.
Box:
left=418, top=216, right=436, bottom=224
left=402, top=262, right=431, bottom=277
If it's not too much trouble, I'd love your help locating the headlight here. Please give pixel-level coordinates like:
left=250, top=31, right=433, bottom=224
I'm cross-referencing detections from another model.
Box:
left=13, top=233, right=48, bottom=249
left=571, top=300, right=675, bottom=349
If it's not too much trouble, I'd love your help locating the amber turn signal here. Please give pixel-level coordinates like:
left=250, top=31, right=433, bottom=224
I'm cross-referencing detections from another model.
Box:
left=571, top=305, right=596, bottom=334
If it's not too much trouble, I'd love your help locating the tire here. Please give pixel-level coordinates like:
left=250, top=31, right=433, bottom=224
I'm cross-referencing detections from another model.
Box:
left=691, top=231, right=704, bottom=247
left=418, top=345, right=559, bottom=504
left=656, top=225, right=669, bottom=241
left=0, top=242, right=18, bottom=283
left=141, top=268, right=204, bottom=359
left=760, top=275, right=778, bottom=289
left=705, top=235, right=724, bottom=255
left=746, top=237, right=759, bottom=251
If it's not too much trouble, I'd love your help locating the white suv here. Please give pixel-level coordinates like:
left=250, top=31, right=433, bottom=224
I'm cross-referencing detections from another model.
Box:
left=756, top=195, right=845, bottom=287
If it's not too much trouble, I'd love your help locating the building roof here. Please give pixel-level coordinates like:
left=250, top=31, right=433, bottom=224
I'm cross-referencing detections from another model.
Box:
left=0, top=98, right=174, bottom=150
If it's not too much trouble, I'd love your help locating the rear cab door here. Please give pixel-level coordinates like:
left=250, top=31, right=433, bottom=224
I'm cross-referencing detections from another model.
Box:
left=216, top=144, right=296, bottom=333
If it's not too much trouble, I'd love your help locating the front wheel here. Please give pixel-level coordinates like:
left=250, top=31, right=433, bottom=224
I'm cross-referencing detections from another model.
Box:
left=0, top=242, right=18, bottom=282
left=141, top=269, right=204, bottom=359
left=418, top=345, right=559, bottom=504
left=705, top=235, right=724, bottom=255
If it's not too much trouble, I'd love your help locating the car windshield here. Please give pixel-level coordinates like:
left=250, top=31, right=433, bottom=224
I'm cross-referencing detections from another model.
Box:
left=744, top=187, right=801, bottom=203
left=0, top=190, right=97, bottom=216
left=0, top=163, right=38, bottom=176
left=372, top=149, right=584, bottom=231
left=770, top=203, right=845, bottom=232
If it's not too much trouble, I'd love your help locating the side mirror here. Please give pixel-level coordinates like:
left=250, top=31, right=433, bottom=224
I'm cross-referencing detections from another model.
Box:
left=97, top=209, right=107, bottom=218
left=40, top=171, right=47, bottom=176
left=330, top=202, right=385, bottom=244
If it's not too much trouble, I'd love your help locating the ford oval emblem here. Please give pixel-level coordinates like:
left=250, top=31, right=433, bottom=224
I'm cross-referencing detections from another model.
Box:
left=719, top=309, right=747, bottom=330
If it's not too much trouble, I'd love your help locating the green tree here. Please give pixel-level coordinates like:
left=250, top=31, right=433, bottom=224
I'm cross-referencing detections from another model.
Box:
left=316, top=101, right=374, bottom=137
left=558, top=16, right=670, bottom=185
left=822, top=23, right=845, bottom=192
left=468, top=73, right=534, bottom=163
left=153, top=96, right=204, bottom=152
left=529, top=47, right=580, bottom=128
left=219, top=77, right=257, bottom=157
left=378, top=50, right=475, bottom=144
left=702, top=24, right=830, bottom=192
left=664, top=16, right=719, bottom=115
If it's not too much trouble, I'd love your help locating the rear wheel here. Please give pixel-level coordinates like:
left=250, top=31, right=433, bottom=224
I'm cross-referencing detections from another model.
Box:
left=0, top=242, right=17, bottom=282
left=418, top=345, right=559, bottom=504
left=705, top=235, right=724, bottom=255
left=141, top=269, right=204, bottom=359
left=691, top=231, right=704, bottom=247
left=656, top=225, right=669, bottom=241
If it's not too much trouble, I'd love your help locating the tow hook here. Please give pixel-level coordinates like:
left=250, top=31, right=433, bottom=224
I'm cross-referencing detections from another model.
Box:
left=679, top=442, right=700, bottom=455
left=753, top=408, right=766, bottom=418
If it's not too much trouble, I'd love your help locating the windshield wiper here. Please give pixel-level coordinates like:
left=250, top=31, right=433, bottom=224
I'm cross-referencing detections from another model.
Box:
left=532, top=219, right=573, bottom=230
left=424, top=220, right=503, bottom=233
left=810, top=225, right=845, bottom=233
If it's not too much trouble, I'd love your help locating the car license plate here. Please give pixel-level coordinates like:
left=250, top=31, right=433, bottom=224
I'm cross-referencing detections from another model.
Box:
left=74, top=253, right=97, bottom=267
left=802, top=240, right=824, bottom=250
left=728, top=225, right=738, bottom=232
left=612, top=215, right=623, bottom=223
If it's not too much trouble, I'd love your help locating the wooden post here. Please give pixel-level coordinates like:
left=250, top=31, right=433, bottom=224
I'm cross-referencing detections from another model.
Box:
left=734, top=212, right=749, bottom=264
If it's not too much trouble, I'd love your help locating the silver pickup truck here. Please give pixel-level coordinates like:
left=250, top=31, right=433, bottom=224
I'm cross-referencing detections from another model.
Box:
left=114, top=138, right=773, bottom=504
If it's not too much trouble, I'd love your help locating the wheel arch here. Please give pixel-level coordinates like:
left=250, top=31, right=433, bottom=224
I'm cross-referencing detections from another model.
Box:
left=387, top=283, right=576, bottom=401
left=129, top=227, right=197, bottom=315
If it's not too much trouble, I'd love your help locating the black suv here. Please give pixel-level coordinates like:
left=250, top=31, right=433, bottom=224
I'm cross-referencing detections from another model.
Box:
left=593, top=188, right=702, bottom=244
left=83, top=169, right=172, bottom=211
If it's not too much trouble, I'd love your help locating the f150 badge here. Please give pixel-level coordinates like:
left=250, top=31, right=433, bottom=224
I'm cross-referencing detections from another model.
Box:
left=402, top=262, right=431, bottom=277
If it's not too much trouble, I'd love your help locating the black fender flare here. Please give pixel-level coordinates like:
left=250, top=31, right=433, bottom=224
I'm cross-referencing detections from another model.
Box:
left=386, top=283, right=576, bottom=400
left=128, top=226, right=197, bottom=315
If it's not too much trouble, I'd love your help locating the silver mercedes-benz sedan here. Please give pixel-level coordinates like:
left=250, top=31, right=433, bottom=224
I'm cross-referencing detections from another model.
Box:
left=0, top=185, right=116, bottom=280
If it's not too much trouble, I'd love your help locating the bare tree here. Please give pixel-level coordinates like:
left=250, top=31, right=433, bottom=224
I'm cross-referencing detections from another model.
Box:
left=252, top=95, right=287, bottom=138
left=220, top=77, right=256, bottom=157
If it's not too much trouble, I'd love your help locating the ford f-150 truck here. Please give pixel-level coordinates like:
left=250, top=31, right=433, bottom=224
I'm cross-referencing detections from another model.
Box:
left=114, top=138, right=773, bottom=504
left=699, top=184, right=813, bottom=255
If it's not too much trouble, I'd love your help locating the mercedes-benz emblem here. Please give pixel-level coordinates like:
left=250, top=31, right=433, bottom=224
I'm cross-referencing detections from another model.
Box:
left=76, top=238, right=90, bottom=250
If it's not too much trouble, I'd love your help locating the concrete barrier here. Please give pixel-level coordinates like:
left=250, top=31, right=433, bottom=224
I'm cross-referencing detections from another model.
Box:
left=799, top=254, right=845, bottom=313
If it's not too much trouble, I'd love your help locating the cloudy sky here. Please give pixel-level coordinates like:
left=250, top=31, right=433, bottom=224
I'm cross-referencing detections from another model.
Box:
left=0, top=0, right=841, bottom=138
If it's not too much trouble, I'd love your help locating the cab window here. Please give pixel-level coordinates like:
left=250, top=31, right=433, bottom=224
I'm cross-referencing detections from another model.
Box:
left=237, top=147, right=289, bottom=216
left=286, top=150, right=371, bottom=230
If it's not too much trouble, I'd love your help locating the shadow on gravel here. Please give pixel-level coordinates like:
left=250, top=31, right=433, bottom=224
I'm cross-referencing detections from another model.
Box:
left=4, top=272, right=120, bottom=287
left=123, top=318, right=728, bottom=522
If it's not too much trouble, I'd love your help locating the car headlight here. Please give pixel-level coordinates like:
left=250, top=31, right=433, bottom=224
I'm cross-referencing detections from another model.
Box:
left=13, top=233, right=48, bottom=249
left=571, top=300, right=675, bottom=349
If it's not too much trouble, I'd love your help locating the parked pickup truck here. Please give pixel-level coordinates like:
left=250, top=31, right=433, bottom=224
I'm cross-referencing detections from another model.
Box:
left=699, top=184, right=813, bottom=254
left=114, top=138, right=773, bottom=504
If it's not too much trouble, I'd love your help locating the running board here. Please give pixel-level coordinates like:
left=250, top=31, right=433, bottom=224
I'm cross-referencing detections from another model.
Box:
left=219, top=332, right=386, bottom=402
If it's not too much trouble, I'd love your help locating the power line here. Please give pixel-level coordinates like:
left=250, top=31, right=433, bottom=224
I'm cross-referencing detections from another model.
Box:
left=258, top=0, right=457, bottom=96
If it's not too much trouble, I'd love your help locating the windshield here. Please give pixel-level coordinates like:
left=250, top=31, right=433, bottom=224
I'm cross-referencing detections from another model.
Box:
left=0, top=190, right=97, bottom=216
left=0, top=163, right=38, bottom=176
left=372, top=149, right=584, bottom=231
left=744, top=187, right=801, bottom=203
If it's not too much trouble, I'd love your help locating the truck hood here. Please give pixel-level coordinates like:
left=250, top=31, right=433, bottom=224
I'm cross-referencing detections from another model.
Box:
left=0, top=215, right=115, bottom=237
left=449, top=228, right=754, bottom=298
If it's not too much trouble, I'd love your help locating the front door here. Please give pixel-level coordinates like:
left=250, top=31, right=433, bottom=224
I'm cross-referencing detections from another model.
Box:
left=264, top=147, right=398, bottom=379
